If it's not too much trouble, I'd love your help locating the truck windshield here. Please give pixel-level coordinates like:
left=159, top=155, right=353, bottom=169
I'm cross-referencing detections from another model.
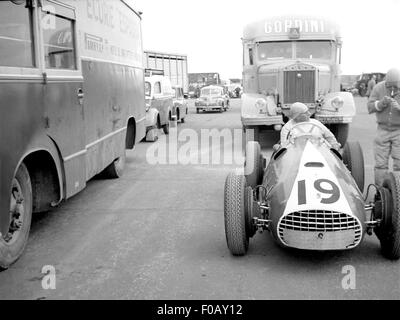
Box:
left=296, top=41, right=332, bottom=60
left=201, top=88, right=221, bottom=95
left=258, top=41, right=292, bottom=60
left=145, top=82, right=151, bottom=97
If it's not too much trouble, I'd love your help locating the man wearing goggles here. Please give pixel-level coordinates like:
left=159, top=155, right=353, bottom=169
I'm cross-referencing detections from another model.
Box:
left=367, top=68, right=400, bottom=186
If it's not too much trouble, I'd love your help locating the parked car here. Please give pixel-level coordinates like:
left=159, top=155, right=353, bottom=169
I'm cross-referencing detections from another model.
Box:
left=355, top=72, right=386, bottom=97
left=145, top=75, right=174, bottom=134
left=173, top=86, right=189, bottom=123
left=195, top=85, right=230, bottom=113
left=224, top=125, right=400, bottom=260
left=143, top=82, right=160, bottom=142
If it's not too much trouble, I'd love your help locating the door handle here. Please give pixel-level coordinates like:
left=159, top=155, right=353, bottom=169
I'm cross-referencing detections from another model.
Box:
left=77, top=88, right=84, bottom=105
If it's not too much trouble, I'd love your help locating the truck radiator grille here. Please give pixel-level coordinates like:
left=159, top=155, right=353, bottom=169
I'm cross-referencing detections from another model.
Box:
left=283, top=70, right=315, bottom=104
left=278, top=210, right=362, bottom=250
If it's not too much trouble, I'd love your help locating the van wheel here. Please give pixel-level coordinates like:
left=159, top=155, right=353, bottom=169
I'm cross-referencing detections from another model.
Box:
left=377, top=172, right=400, bottom=260
left=103, top=150, right=126, bottom=179
left=224, top=173, right=249, bottom=256
left=0, top=163, right=33, bottom=269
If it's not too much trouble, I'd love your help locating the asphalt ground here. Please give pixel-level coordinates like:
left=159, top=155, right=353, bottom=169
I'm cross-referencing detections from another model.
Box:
left=0, top=97, right=399, bottom=300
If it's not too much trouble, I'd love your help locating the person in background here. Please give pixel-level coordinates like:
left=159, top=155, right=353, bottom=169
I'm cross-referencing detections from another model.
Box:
left=366, top=74, right=377, bottom=98
left=280, top=102, right=341, bottom=150
left=367, top=68, right=400, bottom=186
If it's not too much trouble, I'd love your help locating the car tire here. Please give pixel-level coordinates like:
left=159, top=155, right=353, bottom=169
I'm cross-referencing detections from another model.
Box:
left=342, top=141, right=365, bottom=192
left=163, top=122, right=170, bottom=135
left=0, top=163, right=33, bottom=270
left=378, top=172, right=400, bottom=260
left=103, top=150, right=126, bottom=179
left=244, top=141, right=264, bottom=188
left=330, top=123, right=349, bottom=148
left=224, top=172, right=249, bottom=256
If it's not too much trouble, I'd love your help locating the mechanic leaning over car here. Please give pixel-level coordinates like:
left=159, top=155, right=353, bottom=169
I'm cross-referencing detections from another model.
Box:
left=367, top=67, right=400, bottom=186
left=280, top=102, right=341, bottom=150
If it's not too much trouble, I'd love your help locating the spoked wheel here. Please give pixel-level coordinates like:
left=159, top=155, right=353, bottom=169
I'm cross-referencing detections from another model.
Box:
left=0, top=163, right=32, bottom=269
left=103, top=150, right=126, bottom=179
left=342, top=141, right=365, bottom=192
left=375, top=172, right=400, bottom=260
left=224, top=173, right=250, bottom=256
left=244, top=141, right=264, bottom=188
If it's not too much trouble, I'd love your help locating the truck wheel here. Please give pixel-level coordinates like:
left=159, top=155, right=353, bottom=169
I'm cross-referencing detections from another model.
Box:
left=196, top=108, right=200, bottom=114
left=342, top=141, right=365, bottom=192
left=103, top=150, right=126, bottom=179
left=0, top=163, right=33, bottom=269
left=378, top=172, right=400, bottom=260
left=224, top=173, right=249, bottom=256
left=244, top=141, right=263, bottom=188
left=244, top=126, right=260, bottom=145
left=330, top=123, right=349, bottom=148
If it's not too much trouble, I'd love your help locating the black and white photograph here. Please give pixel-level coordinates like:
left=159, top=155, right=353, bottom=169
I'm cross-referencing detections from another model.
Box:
left=0, top=0, right=399, bottom=304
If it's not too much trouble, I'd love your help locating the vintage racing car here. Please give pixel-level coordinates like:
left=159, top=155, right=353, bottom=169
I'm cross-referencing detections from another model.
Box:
left=224, top=123, right=400, bottom=259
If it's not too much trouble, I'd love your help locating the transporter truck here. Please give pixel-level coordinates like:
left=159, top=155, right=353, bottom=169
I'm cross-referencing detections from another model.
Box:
left=241, top=16, right=355, bottom=146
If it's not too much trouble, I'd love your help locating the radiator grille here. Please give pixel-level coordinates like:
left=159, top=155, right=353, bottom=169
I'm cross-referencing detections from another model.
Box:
left=278, top=210, right=362, bottom=250
left=283, top=70, right=315, bottom=104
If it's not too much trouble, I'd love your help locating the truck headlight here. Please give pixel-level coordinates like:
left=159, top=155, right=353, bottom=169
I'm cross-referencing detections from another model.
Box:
left=255, top=98, right=267, bottom=109
left=331, top=96, right=344, bottom=110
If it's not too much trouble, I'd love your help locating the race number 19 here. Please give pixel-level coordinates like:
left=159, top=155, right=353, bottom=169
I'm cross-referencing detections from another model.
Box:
left=298, top=179, right=340, bottom=205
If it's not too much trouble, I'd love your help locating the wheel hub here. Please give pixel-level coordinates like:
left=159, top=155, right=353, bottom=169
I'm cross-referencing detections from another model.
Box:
left=5, top=179, right=24, bottom=244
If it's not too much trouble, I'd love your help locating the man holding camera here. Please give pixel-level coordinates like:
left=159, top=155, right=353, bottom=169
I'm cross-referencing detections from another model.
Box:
left=368, top=68, right=400, bottom=186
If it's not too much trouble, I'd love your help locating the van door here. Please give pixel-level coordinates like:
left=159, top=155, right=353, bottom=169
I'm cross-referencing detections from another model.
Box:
left=40, top=1, right=86, bottom=198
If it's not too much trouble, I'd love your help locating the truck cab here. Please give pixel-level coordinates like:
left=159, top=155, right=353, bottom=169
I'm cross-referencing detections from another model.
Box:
left=241, top=16, right=356, bottom=146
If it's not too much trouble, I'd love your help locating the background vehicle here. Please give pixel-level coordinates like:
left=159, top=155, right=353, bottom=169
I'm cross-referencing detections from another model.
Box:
left=145, top=75, right=174, bottom=134
left=173, top=86, right=188, bottom=123
left=195, top=85, right=230, bottom=113
left=144, top=84, right=161, bottom=142
left=144, top=51, right=189, bottom=94
left=224, top=131, right=400, bottom=260
left=355, top=72, right=386, bottom=97
left=0, top=0, right=146, bottom=268
left=340, top=74, right=359, bottom=92
left=241, top=16, right=356, bottom=147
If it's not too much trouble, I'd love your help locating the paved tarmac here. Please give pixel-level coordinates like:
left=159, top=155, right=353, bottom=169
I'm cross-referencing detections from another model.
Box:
left=0, top=97, right=399, bottom=300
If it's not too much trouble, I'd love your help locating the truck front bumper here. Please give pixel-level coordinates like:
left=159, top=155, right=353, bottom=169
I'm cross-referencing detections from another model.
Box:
left=241, top=115, right=283, bottom=127
left=314, top=115, right=353, bottom=124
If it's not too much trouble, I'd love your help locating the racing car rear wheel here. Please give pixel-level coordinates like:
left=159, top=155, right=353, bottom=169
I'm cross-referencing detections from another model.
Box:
left=342, top=141, right=365, bottom=192
left=377, top=172, right=400, bottom=260
left=224, top=173, right=249, bottom=255
left=244, top=141, right=264, bottom=188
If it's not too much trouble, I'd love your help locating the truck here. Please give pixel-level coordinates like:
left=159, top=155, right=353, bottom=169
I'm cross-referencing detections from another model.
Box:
left=241, top=15, right=356, bottom=147
left=144, top=50, right=189, bottom=94
left=0, top=0, right=146, bottom=268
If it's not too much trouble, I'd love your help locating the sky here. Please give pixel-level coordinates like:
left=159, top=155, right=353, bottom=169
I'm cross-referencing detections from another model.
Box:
left=129, top=0, right=400, bottom=80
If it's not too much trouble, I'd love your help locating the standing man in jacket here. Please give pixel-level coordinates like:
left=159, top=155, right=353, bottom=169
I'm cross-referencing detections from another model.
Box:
left=368, top=68, right=400, bottom=186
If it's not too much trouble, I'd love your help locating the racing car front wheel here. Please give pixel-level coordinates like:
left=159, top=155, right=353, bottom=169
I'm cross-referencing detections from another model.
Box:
left=342, top=141, right=365, bottom=193
left=244, top=141, right=264, bottom=188
left=377, top=172, right=400, bottom=260
left=224, top=173, right=249, bottom=256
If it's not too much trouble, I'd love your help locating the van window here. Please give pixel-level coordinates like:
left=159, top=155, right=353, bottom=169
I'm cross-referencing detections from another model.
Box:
left=0, top=1, right=35, bottom=67
left=154, top=82, right=161, bottom=94
left=42, top=12, right=76, bottom=69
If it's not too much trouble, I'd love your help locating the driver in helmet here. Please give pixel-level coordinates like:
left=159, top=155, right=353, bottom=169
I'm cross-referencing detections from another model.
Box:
left=280, top=102, right=341, bottom=150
